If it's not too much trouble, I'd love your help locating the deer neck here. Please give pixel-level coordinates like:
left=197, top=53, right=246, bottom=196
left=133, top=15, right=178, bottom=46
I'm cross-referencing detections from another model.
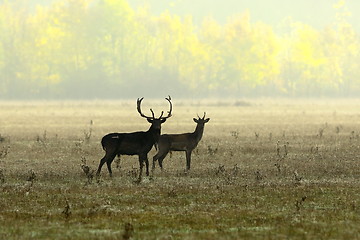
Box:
left=193, top=124, right=205, bottom=142
left=148, top=125, right=161, bottom=143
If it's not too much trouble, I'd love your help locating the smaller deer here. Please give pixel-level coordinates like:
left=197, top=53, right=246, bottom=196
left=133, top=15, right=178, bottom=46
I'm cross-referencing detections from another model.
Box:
left=152, top=112, right=210, bottom=171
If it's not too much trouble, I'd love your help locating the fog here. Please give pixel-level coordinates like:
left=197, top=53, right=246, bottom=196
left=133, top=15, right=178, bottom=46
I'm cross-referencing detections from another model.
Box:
left=0, top=0, right=359, bottom=99
left=130, top=0, right=360, bottom=30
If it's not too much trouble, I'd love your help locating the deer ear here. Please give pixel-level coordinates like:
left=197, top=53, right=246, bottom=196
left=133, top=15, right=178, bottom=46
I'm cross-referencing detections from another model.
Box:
left=147, top=118, right=153, bottom=123
left=160, top=118, right=167, bottom=123
left=193, top=118, right=198, bottom=123
left=205, top=118, right=210, bottom=123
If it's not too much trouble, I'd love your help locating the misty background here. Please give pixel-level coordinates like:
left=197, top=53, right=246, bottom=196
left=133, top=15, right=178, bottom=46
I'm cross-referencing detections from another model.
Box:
left=0, top=0, right=359, bottom=99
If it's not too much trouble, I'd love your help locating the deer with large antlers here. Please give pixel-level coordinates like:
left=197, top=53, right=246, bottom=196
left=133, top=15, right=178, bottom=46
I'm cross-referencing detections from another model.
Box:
left=96, top=96, right=172, bottom=181
left=152, top=112, right=210, bottom=171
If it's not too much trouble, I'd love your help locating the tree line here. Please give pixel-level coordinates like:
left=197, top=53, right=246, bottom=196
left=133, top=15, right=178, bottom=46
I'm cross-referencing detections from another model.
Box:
left=0, top=0, right=359, bottom=99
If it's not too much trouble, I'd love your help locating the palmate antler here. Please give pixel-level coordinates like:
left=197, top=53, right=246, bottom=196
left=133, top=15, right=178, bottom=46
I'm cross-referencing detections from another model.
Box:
left=137, top=96, right=172, bottom=120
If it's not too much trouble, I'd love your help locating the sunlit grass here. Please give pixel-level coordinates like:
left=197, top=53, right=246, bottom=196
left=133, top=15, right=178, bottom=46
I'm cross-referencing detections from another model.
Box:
left=0, top=99, right=360, bottom=239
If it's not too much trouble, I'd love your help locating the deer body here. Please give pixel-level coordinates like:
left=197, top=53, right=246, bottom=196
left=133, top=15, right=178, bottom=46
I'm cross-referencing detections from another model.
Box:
left=96, top=97, right=172, bottom=181
left=105, top=130, right=159, bottom=155
left=153, top=113, right=209, bottom=171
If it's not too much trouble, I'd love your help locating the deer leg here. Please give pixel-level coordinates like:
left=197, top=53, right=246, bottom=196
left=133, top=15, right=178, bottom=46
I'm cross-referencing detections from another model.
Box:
left=152, top=153, right=158, bottom=170
left=153, top=139, right=171, bottom=170
left=137, top=156, right=144, bottom=182
left=156, top=147, right=170, bottom=170
left=106, top=158, right=115, bottom=178
left=158, top=151, right=169, bottom=170
left=97, top=150, right=117, bottom=177
left=106, top=152, right=117, bottom=177
left=115, top=154, right=121, bottom=169
left=186, top=150, right=192, bottom=171
left=158, top=158, right=164, bottom=170
left=97, top=151, right=114, bottom=176
left=145, top=156, right=150, bottom=176
left=152, top=146, right=164, bottom=169
left=96, top=157, right=107, bottom=176
left=152, top=152, right=167, bottom=170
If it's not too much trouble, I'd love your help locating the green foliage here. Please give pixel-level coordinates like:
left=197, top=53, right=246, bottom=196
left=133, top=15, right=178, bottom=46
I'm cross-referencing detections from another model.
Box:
left=0, top=0, right=359, bottom=98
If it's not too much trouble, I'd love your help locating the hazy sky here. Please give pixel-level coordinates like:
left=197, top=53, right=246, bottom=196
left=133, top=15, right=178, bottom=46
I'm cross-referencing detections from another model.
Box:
left=129, top=0, right=360, bottom=30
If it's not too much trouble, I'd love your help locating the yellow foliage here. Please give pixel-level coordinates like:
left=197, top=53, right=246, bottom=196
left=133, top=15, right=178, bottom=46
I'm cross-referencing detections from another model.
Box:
left=0, top=0, right=359, bottom=97
left=333, top=0, right=345, bottom=9
left=291, top=23, right=327, bottom=67
left=47, top=74, right=61, bottom=84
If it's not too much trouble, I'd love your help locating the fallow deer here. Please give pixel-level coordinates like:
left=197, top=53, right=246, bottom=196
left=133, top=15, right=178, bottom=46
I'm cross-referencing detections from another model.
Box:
left=96, top=96, right=172, bottom=181
left=152, top=112, right=210, bottom=171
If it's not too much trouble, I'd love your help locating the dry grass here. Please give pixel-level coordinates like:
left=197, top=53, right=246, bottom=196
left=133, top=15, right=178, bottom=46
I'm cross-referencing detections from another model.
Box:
left=1, top=99, right=360, bottom=239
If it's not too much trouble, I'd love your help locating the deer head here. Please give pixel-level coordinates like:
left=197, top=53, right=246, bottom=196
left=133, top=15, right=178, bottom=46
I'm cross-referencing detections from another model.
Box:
left=137, top=96, right=173, bottom=131
left=193, top=112, right=210, bottom=125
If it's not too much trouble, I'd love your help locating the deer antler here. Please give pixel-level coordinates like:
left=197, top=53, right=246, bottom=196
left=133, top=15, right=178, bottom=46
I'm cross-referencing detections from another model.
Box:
left=137, top=97, right=153, bottom=119
left=197, top=112, right=206, bottom=120
left=150, top=109, right=156, bottom=119
left=137, top=96, right=173, bottom=120
left=160, top=96, right=172, bottom=120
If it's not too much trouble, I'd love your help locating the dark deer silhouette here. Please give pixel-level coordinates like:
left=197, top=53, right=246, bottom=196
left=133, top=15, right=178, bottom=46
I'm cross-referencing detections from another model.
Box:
left=152, top=112, right=210, bottom=171
left=96, top=96, right=172, bottom=181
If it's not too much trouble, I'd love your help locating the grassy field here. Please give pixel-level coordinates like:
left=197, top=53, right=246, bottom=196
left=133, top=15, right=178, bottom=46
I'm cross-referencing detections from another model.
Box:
left=0, top=99, right=360, bottom=239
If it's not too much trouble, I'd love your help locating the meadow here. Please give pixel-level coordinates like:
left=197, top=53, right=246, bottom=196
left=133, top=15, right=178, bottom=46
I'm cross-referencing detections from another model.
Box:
left=0, top=99, right=360, bottom=239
